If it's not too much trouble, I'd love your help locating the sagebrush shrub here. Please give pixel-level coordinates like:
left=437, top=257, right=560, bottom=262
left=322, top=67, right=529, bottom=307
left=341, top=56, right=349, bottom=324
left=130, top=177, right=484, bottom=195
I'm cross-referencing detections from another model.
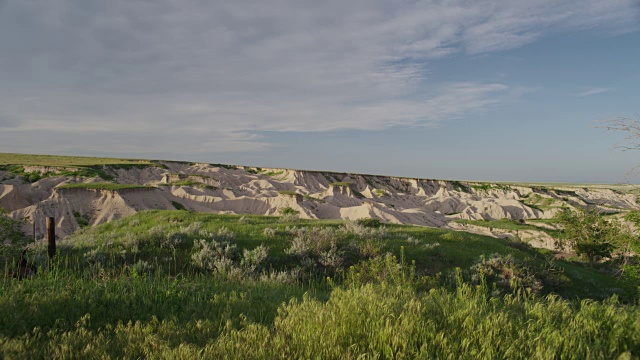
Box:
left=470, top=253, right=543, bottom=295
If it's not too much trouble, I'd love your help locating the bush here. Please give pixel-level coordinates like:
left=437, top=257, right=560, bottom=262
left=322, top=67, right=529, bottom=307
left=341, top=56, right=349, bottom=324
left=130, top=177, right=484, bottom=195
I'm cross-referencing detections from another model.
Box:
left=355, top=218, right=381, bottom=228
left=340, top=220, right=388, bottom=239
left=241, top=245, right=269, bottom=273
left=0, top=206, right=25, bottom=245
left=191, top=238, right=238, bottom=272
left=279, top=207, right=300, bottom=215
left=554, top=208, right=625, bottom=266
left=171, top=201, right=186, bottom=210
left=469, top=254, right=543, bottom=296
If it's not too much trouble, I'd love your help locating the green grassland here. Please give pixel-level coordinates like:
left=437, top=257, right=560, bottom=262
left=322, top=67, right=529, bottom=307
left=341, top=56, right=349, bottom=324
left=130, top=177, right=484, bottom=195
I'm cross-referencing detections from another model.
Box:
left=1, top=211, right=639, bottom=358
left=0, top=153, right=152, bottom=167
left=0, top=153, right=161, bottom=182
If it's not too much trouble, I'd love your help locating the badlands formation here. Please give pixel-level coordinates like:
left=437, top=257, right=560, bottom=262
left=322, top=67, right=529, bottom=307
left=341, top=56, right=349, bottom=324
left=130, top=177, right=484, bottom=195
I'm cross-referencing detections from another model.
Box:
left=1, top=161, right=638, bottom=249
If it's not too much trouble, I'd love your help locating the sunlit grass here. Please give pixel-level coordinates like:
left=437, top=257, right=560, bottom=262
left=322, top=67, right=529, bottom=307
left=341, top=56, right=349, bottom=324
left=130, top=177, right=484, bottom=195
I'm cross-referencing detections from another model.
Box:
left=0, top=153, right=152, bottom=167
left=1, top=211, right=638, bottom=359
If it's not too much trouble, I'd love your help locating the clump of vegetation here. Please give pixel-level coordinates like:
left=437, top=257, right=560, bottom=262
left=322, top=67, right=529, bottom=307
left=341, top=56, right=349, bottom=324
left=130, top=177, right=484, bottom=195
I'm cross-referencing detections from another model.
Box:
left=302, top=194, right=324, bottom=202
left=450, top=181, right=470, bottom=193
left=331, top=181, right=352, bottom=187
left=554, top=208, right=625, bottom=266
left=210, top=163, right=238, bottom=170
left=0, top=206, right=25, bottom=245
left=163, top=181, right=216, bottom=190
left=0, top=165, right=67, bottom=182
left=72, top=211, right=90, bottom=228
left=171, top=201, right=186, bottom=210
left=470, top=183, right=511, bottom=192
left=285, top=226, right=382, bottom=277
left=279, top=213, right=300, bottom=223
left=278, top=190, right=298, bottom=197
left=355, top=218, right=381, bottom=228
left=279, top=207, right=300, bottom=215
left=373, top=189, right=387, bottom=197
left=471, top=183, right=493, bottom=192
left=469, top=253, right=543, bottom=295
left=552, top=189, right=578, bottom=197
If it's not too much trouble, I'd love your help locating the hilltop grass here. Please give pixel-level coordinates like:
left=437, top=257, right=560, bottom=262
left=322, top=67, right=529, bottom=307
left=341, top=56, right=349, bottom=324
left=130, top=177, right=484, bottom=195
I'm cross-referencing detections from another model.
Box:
left=470, top=183, right=512, bottom=192
left=0, top=153, right=152, bottom=167
left=56, top=183, right=156, bottom=191
left=0, top=165, right=116, bottom=182
left=0, top=153, right=166, bottom=182
left=1, top=211, right=638, bottom=358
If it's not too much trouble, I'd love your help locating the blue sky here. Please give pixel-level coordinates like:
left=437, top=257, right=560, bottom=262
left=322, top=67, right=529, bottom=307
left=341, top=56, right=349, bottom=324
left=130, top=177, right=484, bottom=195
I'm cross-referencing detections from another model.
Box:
left=1, top=1, right=639, bottom=183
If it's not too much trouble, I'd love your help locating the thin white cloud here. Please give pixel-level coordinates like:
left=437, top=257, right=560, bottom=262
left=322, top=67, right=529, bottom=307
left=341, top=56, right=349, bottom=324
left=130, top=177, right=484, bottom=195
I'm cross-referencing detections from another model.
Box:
left=0, top=0, right=638, bottom=154
left=575, top=87, right=612, bottom=97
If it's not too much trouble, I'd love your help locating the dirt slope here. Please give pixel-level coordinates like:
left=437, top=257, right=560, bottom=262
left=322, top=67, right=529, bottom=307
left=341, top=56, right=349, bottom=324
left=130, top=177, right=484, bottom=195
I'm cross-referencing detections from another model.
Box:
left=1, top=162, right=637, bottom=246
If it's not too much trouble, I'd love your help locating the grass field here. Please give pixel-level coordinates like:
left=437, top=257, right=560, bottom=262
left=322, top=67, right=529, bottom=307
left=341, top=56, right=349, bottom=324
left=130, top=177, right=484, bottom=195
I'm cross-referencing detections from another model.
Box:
left=1, top=211, right=638, bottom=358
left=0, top=153, right=152, bottom=167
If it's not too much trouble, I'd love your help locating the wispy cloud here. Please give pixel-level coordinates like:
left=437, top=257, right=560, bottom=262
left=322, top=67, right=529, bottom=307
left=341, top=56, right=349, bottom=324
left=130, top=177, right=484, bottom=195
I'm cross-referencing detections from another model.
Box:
left=575, top=87, right=612, bottom=97
left=0, top=0, right=638, bottom=155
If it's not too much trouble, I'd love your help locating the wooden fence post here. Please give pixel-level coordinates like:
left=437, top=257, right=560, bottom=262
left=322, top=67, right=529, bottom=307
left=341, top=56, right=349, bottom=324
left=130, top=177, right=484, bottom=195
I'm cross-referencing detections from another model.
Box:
left=46, top=217, right=56, bottom=258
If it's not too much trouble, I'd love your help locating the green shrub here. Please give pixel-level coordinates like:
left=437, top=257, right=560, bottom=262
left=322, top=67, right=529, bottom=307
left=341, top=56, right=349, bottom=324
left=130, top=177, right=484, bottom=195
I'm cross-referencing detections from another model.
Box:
left=355, top=218, right=381, bottom=228
left=0, top=206, right=25, bottom=245
left=171, top=201, right=186, bottom=210
left=72, top=211, right=90, bottom=228
left=373, top=189, right=387, bottom=197
left=331, top=182, right=351, bottom=187
left=279, top=207, right=300, bottom=215
left=554, top=208, right=623, bottom=266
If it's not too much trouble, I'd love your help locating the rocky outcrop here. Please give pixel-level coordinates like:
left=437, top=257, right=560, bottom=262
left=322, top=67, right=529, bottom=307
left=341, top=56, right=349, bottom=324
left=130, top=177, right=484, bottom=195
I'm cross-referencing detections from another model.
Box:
left=2, top=162, right=638, bottom=244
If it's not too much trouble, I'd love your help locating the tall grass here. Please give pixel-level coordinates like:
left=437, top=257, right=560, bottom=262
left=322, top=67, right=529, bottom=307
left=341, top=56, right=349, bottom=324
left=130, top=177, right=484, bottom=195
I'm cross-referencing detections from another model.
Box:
left=1, top=211, right=638, bottom=358
left=2, top=267, right=638, bottom=359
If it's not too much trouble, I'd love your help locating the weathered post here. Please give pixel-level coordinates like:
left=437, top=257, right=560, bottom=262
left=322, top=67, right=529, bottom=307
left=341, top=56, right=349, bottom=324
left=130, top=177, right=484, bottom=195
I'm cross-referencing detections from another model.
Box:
left=46, top=217, right=56, bottom=258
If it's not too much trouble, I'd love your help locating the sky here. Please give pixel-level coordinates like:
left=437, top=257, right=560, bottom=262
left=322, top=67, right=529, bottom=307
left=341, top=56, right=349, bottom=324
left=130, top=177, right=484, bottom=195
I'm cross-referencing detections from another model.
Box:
left=1, top=0, right=639, bottom=183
